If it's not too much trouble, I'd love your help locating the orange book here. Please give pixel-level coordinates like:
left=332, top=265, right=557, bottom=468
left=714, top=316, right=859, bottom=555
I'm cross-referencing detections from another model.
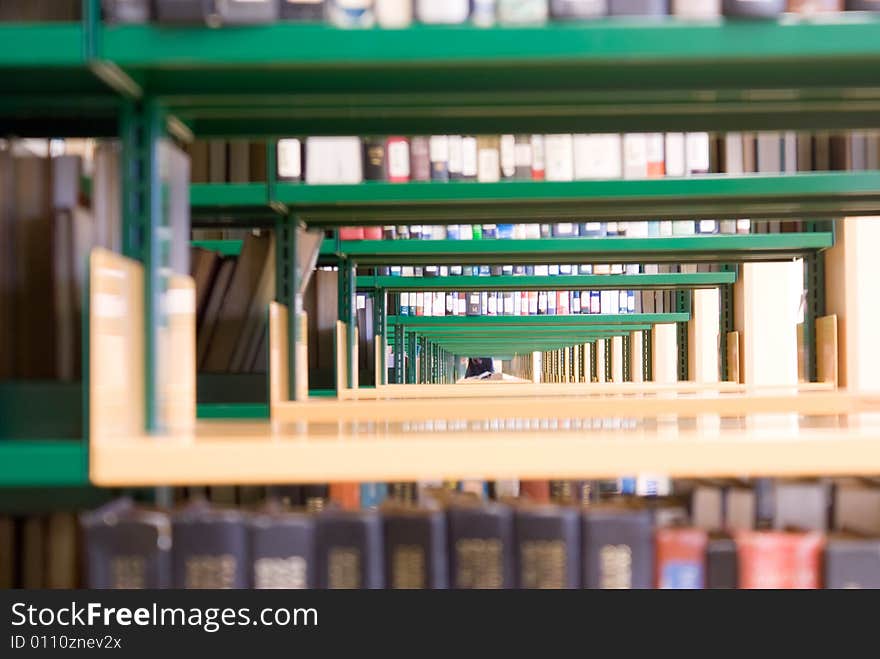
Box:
left=519, top=481, right=551, bottom=503
left=736, top=531, right=824, bottom=589
left=656, top=527, right=708, bottom=589
left=329, top=483, right=361, bottom=511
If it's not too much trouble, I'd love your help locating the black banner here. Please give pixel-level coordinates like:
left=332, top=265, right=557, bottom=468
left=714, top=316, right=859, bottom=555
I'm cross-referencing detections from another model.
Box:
left=0, top=589, right=867, bottom=655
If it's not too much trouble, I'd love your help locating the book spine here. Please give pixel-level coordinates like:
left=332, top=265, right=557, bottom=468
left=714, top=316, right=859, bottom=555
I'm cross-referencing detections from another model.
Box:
left=655, top=527, right=707, bottom=589
left=448, top=505, right=516, bottom=589
left=384, top=511, right=449, bottom=589
left=515, top=507, right=581, bottom=588
left=385, top=136, right=411, bottom=183
left=429, top=136, right=450, bottom=182
left=531, top=135, right=546, bottom=180
left=316, top=512, right=384, bottom=589
left=363, top=137, right=386, bottom=181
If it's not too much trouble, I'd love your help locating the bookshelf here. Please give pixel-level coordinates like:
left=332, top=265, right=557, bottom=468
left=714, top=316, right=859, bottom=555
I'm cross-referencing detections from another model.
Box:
left=3, top=5, right=880, bottom=492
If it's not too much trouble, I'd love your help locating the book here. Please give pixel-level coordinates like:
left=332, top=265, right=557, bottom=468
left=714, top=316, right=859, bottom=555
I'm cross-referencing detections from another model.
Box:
left=472, top=0, right=498, bottom=25
left=250, top=511, right=316, bottom=589
left=461, top=136, right=478, bottom=180
left=363, top=137, right=386, bottom=181
left=545, top=134, right=575, bottom=181
left=197, top=257, right=236, bottom=369
left=280, top=0, right=327, bottom=20
left=316, top=510, right=384, bottom=589
left=277, top=139, right=303, bottom=182
left=328, top=0, right=375, bottom=27
left=500, top=134, right=516, bottom=179
left=787, top=0, right=842, bottom=12
left=173, top=504, right=250, bottom=588
left=46, top=513, right=78, bottom=589
left=833, top=482, right=880, bottom=535
left=230, top=234, right=275, bottom=373
left=305, top=137, right=363, bottom=184
left=735, top=531, right=824, bottom=589
left=515, top=505, right=581, bottom=588
left=672, top=0, right=720, bottom=15
left=383, top=508, right=449, bottom=589
left=608, top=0, right=670, bottom=13
left=498, top=0, right=550, bottom=23
left=154, top=0, right=216, bottom=24
left=415, top=0, right=471, bottom=22
left=81, top=499, right=173, bottom=589
left=655, top=527, right=707, bottom=589
left=102, top=0, right=153, bottom=22
left=582, top=506, right=654, bottom=589
left=477, top=136, right=501, bottom=182
left=773, top=480, right=829, bottom=532
left=429, top=135, right=450, bottom=181
left=706, top=536, right=738, bottom=589
left=202, top=233, right=273, bottom=372
left=530, top=135, right=546, bottom=180
left=448, top=503, right=515, bottom=589
left=550, top=0, right=609, bottom=17
left=623, top=133, right=648, bottom=179
left=216, top=0, right=279, bottom=24
left=376, top=0, right=413, bottom=26
left=409, top=136, right=431, bottom=181
left=823, top=537, right=880, bottom=589
left=722, top=0, right=785, bottom=15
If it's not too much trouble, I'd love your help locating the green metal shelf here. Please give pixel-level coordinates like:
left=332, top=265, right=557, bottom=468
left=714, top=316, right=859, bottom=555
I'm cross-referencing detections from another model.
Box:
left=331, top=234, right=832, bottom=266
left=190, top=174, right=880, bottom=225
left=359, top=272, right=735, bottom=291
left=0, top=24, right=85, bottom=67
left=191, top=239, right=244, bottom=256
left=388, top=313, right=687, bottom=327
left=197, top=403, right=269, bottom=420
left=0, top=441, right=88, bottom=487
left=99, top=19, right=880, bottom=133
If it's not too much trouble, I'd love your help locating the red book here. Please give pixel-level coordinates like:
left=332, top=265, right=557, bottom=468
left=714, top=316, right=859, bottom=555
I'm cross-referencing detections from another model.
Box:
left=557, top=291, right=569, bottom=315
left=736, top=531, right=824, bottom=589
left=329, top=483, right=361, bottom=511
left=519, top=481, right=551, bottom=503
left=531, top=135, right=545, bottom=181
left=386, top=136, right=411, bottom=183
left=656, top=527, right=708, bottom=589
left=362, top=226, right=383, bottom=240
left=338, top=227, right=365, bottom=240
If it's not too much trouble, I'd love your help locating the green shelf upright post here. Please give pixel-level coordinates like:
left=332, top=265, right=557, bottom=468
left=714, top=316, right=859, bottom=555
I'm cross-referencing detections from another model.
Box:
left=337, top=256, right=356, bottom=390
left=406, top=331, right=417, bottom=385
left=644, top=329, right=652, bottom=382
left=719, top=265, right=736, bottom=382
left=676, top=289, right=691, bottom=382
left=803, top=220, right=830, bottom=383
left=275, top=214, right=302, bottom=399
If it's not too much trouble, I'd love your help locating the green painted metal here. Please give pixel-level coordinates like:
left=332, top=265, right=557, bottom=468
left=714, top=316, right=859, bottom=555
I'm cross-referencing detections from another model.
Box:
left=0, top=382, right=83, bottom=440
left=389, top=313, right=688, bottom=327
left=192, top=239, right=243, bottom=256
left=97, top=21, right=880, bottom=133
left=357, top=272, right=735, bottom=292
left=190, top=182, right=270, bottom=209
left=0, top=24, right=86, bottom=66
left=0, top=442, right=88, bottom=487
left=677, top=289, right=691, bottom=382
left=196, top=403, right=270, bottom=419
left=390, top=325, right=652, bottom=336
left=328, top=234, right=833, bottom=266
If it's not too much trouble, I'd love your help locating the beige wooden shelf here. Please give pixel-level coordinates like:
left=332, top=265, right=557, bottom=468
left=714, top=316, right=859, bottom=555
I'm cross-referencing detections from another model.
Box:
left=273, top=390, right=878, bottom=424
left=90, top=415, right=880, bottom=486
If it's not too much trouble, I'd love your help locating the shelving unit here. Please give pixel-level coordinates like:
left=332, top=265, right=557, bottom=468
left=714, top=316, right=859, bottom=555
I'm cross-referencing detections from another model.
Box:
left=3, top=6, right=880, bottom=490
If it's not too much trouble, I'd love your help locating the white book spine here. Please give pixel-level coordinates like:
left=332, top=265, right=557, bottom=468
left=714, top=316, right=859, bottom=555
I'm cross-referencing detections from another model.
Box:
left=664, top=133, right=686, bottom=177
left=461, top=136, right=478, bottom=177
left=623, top=133, right=648, bottom=179
left=544, top=134, right=575, bottom=181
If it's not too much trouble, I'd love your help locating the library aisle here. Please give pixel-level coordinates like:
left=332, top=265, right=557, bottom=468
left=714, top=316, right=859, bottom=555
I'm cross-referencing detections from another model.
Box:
left=2, top=1, right=880, bottom=592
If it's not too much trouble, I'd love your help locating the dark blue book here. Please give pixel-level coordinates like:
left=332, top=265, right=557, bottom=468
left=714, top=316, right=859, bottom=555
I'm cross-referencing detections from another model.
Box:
left=384, top=508, right=449, bottom=589
left=316, top=510, right=384, bottom=589
left=447, top=502, right=515, bottom=589
left=515, top=505, right=581, bottom=589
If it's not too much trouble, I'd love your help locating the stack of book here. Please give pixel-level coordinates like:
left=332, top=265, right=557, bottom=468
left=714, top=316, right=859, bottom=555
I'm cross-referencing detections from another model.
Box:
left=0, top=140, right=122, bottom=382
left=187, top=140, right=268, bottom=184
left=192, top=233, right=275, bottom=374
left=70, top=477, right=880, bottom=589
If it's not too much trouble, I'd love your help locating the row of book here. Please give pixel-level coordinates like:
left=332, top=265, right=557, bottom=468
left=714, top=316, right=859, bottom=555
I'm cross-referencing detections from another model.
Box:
left=187, top=140, right=267, bottom=185
left=277, top=131, right=880, bottom=185
left=192, top=233, right=274, bottom=374
left=76, top=478, right=880, bottom=588
left=0, top=142, right=122, bottom=381
left=95, top=1, right=880, bottom=28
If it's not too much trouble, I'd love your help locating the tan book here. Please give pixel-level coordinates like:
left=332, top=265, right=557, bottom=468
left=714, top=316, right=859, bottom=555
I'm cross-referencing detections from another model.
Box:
left=249, top=142, right=268, bottom=182
left=46, top=513, right=78, bottom=588
left=228, top=140, right=251, bottom=183
left=245, top=315, right=268, bottom=373
left=230, top=234, right=275, bottom=373
left=197, top=258, right=236, bottom=370
left=92, top=141, right=122, bottom=253
left=22, top=516, right=46, bottom=589
left=203, top=233, right=273, bottom=372
left=187, top=140, right=210, bottom=184
left=0, top=516, right=14, bottom=589
left=208, top=140, right=227, bottom=183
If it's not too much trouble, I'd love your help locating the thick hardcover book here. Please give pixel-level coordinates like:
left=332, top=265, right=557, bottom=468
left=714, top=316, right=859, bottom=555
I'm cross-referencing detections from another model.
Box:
left=280, top=0, right=326, bottom=20
left=461, top=136, right=478, bottom=180
left=277, top=138, right=303, bottom=182
left=515, top=505, right=581, bottom=588
left=305, top=137, right=363, bottom=184
left=722, top=0, right=785, bottom=16
left=498, top=0, right=550, bottom=23
left=706, top=536, right=738, bottom=589
left=500, top=135, right=516, bottom=179
left=154, top=0, right=215, bottom=23
left=448, top=503, right=516, bottom=589
left=383, top=509, right=449, bottom=589
left=845, top=0, right=880, bottom=8
left=773, top=480, right=829, bottom=532
left=608, top=0, right=669, bottom=13
left=409, top=136, right=431, bottom=181
left=833, top=483, right=880, bottom=535
left=327, top=0, right=375, bottom=27
left=545, top=134, right=575, bottom=181
left=531, top=135, right=546, bottom=180
left=519, top=482, right=551, bottom=502
left=477, top=136, right=501, bottom=183
left=511, top=135, right=532, bottom=179
left=250, top=512, right=316, bottom=589
left=735, top=531, right=824, bottom=589
left=385, top=137, right=410, bottom=183
left=655, top=527, right=707, bottom=589
left=81, top=500, right=173, bottom=589
left=551, top=0, right=608, bottom=17
left=363, top=137, right=387, bottom=181
left=672, top=0, right=720, bottom=15
left=429, top=136, right=450, bottom=181
left=787, top=1, right=842, bottom=13
left=316, top=510, right=384, bottom=589
left=104, top=0, right=152, bottom=23
left=582, top=506, right=654, bottom=589
left=173, top=505, right=250, bottom=588
left=216, top=0, right=280, bottom=24
left=824, top=537, right=880, bottom=589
